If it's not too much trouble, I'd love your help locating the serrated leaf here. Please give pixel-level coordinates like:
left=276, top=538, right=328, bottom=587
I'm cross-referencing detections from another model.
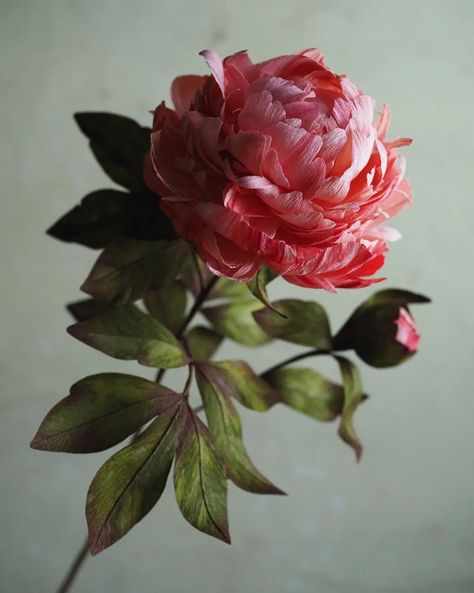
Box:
left=75, top=112, right=150, bottom=192
left=81, top=238, right=188, bottom=304
left=30, top=373, right=176, bottom=453
left=67, top=298, right=111, bottom=322
left=47, top=190, right=175, bottom=249
left=203, top=299, right=272, bottom=346
left=196, top=364, right=284, bottom=495
left=263, top=367, right=344, bottom=421
left=253, top=299, right=332, bottom=349
left=144, top=280, right=187, bottom=333
left=86, top=398, right=184, bottom=555
left=334, top=356, right=364, bottom=461
left=174, top=405, right=230, bottom=543
left=67, top=305, right=188, bottom=368
left=185, top=326, right=223, bottom=361
left=211, top=361, right=280, bottom=411
left=246, top=265, right=279, bottom=312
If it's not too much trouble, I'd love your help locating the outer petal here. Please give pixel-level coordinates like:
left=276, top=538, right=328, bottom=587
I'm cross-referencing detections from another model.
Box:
left=171, top=75, right=207, bottom=115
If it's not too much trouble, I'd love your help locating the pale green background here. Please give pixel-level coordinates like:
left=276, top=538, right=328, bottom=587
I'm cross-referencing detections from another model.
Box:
left=1, top=1, right=473, bottom=592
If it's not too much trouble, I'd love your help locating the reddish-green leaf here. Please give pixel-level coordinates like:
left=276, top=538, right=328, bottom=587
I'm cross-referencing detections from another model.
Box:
left=210, top=278, right=250, bottom=300
left=47, top=190, right=176, bottom=249
left=209, top=361, right=280, bottom=411
left=144, top=280, right=187, bottom=333
left=86, top=398, right=184, bottom=555
left=74, top=112, right=150, bottom=192
left=196, top=364, right=284, bottom=494
left=185, top=326, right=223, bottom=361
left=263, top=367, right=344, bottom=421
left=67, top=298, right=111, bottom=322
left=30, top=373, right=177, bottom=453
left=203, top=299, right=272, bottom=346
left=253, top=299, right=332, bottom=349
left=174, top=405, right=230, bottom=544
left=81, top=238, right=188, bottom=304
left=67, top=305, right=188, bottom=368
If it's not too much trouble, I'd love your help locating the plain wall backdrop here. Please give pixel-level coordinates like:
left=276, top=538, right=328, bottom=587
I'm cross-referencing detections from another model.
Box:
left=1, top=1, right=473, bottom=592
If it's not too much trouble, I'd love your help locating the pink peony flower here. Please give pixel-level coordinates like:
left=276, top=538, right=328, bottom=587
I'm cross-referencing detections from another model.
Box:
left=145, top=49, right=412, bottom=291
left=395, top=307, right=421, bottom=353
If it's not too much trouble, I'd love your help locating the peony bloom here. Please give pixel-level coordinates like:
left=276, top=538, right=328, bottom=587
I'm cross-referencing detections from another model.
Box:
left=395, top=307, right=421, bottom=353
left=146, top=49, right=412, bottom=291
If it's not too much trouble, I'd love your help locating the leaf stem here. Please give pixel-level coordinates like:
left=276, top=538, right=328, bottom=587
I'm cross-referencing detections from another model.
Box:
left=263, top=349, right=330, bottom=375
left=183, top=364, right=194, bottom=397
left=55, top=274, right=219, bottom=593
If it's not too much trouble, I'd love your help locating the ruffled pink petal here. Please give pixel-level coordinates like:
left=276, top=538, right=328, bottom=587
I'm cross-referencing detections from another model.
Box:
left=171, top=75, right=207, bottom=115
left=200, top=49, right=225, bottom=95
left=395, top=307, right=420, bottom=352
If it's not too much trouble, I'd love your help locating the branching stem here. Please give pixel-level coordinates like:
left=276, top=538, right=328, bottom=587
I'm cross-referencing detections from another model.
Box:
left=55, top=275, right=219, bottom=593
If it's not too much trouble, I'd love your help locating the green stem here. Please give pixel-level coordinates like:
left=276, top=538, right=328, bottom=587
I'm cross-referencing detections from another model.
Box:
left=263, top=349, right=330, bottom=375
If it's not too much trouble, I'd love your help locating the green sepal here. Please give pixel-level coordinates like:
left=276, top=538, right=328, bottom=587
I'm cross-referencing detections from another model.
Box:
left=334, top=288, right=430, bottom=367
left=67, top=305, right=188, bottom=368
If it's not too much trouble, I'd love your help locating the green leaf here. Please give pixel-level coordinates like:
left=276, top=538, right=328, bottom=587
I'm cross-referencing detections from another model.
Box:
left=67, top=298, right=111, bottom=322
left=334, top=356, right=364, bottom=461
left=185, top=326, right=223, bottom=361
left=180, top=253, right=211, bottom=296
left=47, top=190, right=134, bottom=249
left=210, top=278, right=250, bottom=300
left=211, top=361, right=280, bottom=411
left=75, top=112, right=150, bottom=192
left=203, top=299, right=272, bottom=346
left=144, top=280, right=187, bottom=333
left=174, top=404, right=230, bottom=543
left=246, top=265, right=279, bottom=312
left=86, top=398, right=184, bottom=555
left=253, top=299, right=332, bottom=349
left=67, top=305, right=188, bottom=368
left=30, top=373, right=177, bottom=453
left=196, top=364, right=284, bottom=495
left=263, top=367, right=344, bottom=422
left=47, top=190, right=175, bottom=249
left=81, top=238, right=188, bottom=304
